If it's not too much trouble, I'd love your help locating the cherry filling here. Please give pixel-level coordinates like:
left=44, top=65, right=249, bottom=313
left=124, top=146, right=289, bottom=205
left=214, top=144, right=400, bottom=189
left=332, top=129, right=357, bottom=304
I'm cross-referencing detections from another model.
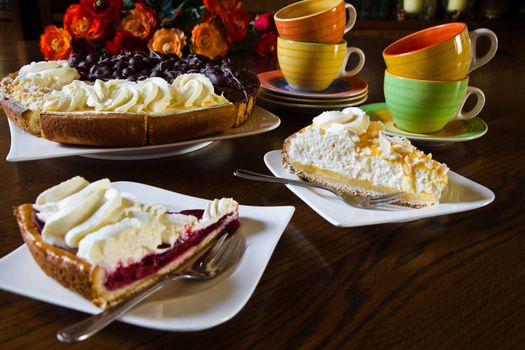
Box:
left=33, top=211, right=44, bottom=233
left=105, top=213, right=239, bottom=290
left=178, top=209, right=204, bottom=218
left=32, top=208, right=240, bottom=291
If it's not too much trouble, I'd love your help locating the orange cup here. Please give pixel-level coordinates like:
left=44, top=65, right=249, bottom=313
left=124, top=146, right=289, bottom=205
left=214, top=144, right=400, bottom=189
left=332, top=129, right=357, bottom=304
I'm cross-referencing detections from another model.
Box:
left=383, top=22, right=498, bottom=80
left=274, top=0, right=357, bottom=44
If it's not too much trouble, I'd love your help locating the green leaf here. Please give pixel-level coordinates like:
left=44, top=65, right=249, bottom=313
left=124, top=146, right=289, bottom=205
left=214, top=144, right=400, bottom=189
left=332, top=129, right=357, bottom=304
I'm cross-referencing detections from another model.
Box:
left=161, top=0, right=174, bottom=13
left=122, top=0, right=134, bottom=9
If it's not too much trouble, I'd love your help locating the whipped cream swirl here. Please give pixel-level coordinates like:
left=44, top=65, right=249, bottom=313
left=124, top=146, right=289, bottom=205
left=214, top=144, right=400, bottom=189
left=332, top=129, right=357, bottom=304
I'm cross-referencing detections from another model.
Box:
left=173, top=73, right=218, bottom=107
left=43, top=73, right=229, bottom=114
left=33, top=176, right=238, bottom=270
left=312, top=107, right=370, bottom=135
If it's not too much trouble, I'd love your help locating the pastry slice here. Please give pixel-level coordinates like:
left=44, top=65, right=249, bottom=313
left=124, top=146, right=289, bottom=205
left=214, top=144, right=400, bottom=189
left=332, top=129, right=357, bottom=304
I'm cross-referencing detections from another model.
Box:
left=14, top=176, right=240, bottom=308
left=282, top=108, right=449, bottom=207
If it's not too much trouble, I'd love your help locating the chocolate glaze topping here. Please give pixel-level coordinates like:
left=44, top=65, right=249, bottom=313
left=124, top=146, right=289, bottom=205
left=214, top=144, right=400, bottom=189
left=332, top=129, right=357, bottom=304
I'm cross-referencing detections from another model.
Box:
left=68, top=51, right=260, bottom=103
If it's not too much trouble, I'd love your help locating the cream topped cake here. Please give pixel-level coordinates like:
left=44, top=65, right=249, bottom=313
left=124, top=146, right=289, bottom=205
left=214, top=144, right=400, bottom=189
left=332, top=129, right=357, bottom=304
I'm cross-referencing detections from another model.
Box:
left=282, top=107, right=449, bottom=207
left=1, top=61, right=227, bottom=114
left=0, top=54, right=260, bottom=146
left=15, top=176, right=240, bottom=308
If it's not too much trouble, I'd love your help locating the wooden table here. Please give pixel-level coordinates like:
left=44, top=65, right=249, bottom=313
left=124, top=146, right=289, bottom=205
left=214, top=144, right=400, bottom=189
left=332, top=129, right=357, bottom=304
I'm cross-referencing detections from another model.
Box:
left=0, top=37, right=523, bottom=349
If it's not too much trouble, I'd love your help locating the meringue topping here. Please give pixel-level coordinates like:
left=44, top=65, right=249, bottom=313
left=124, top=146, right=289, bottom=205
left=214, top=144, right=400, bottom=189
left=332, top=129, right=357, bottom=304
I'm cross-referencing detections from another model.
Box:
left=287, top=108, right=449, bottom=199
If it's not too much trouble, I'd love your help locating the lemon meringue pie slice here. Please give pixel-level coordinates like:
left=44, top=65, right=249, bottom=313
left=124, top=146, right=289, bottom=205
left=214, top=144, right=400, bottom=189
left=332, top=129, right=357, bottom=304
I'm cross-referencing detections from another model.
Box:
left=282, top=108, right=449, bottom=207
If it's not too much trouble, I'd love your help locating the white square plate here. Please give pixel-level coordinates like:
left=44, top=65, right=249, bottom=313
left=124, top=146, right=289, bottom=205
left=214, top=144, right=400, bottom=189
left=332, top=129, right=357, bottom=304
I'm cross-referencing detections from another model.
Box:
left=264, top=150, right=494, bottom=227
left=0, top=181, right=295, bottom=331
left=6, top=106, right=280, bottom=161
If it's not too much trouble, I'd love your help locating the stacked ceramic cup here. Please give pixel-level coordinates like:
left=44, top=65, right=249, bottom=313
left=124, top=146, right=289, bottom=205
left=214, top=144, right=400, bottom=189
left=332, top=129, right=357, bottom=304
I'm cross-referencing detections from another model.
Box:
left=382, top=23, right=498, bottom=133
left=273, top=0, right=366, bottom=93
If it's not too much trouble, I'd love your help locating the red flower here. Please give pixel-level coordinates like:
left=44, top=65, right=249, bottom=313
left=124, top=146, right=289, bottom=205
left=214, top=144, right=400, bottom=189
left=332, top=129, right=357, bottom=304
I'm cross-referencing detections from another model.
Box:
left=105, top=30, right=147, bottom=54
left=256, top=30, right=277, bottom=57
left=64, top=4, right=107, bottom=40
left=203, top=0, right=240, bottom=15
left=80, top=0, right=122, bottom=21
left=40, top=25, right=72, bottom=60
left=254, top=12, right=275, bottom=33
left=120, top=2, right=157, bottom=40
left=220, top=5, right=250, bottom=43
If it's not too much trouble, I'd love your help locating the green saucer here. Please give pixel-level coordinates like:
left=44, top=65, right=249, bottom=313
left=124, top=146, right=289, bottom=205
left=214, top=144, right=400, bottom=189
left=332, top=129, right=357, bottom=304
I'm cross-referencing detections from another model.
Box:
left=360, top=102, right=488, bottom=144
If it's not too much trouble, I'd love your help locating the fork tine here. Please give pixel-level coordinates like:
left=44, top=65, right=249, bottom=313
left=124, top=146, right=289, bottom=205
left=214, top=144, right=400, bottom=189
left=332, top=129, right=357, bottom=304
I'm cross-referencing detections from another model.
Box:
left=369, top=194, right=402, bottom=205
left=205, top=233, right=229, bottom=260
left=372, top=198, right=400, bottom=206
left=369, top=192, right=403, bottom=201
left=223, top=235, right=245, bottom=269
left=209, top=233, right=241, bottom=267
left=214, top=234, right=245, bottom=271
left=213, top=237, right=244, bottom=272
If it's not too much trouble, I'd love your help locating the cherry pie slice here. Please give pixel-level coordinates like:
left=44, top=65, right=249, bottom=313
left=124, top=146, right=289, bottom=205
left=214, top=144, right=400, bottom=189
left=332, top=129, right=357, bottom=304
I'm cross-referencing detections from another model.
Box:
left=14, top=177, right=240, bottom=308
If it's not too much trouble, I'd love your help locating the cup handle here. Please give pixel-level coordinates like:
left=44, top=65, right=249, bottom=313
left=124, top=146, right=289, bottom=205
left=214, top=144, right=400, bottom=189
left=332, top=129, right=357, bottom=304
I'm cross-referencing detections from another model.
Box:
left=340, top=47, right=365, bottom=77
left=344, top=4, right=357, bottom=34
left=468, top=28, right=498, bottom=74
left=455, top=86, right=485, bottom=121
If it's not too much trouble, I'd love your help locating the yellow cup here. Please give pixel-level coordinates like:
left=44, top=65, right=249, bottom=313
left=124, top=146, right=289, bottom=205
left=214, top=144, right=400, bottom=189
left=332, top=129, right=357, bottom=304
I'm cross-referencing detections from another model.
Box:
left=383, top=22, right=498, bottom=80
left=277, top=37, right=365, bottom=92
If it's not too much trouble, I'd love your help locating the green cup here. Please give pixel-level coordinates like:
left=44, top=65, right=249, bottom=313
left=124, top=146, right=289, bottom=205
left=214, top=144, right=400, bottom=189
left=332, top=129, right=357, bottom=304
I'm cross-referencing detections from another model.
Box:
left=384, top=70, right=485, bottom=133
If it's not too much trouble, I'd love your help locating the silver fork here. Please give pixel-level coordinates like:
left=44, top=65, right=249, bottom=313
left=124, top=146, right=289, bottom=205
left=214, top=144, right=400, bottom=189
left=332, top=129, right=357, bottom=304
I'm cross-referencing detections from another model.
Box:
left=234, top=169, right=402, bottom=208
left=57, top=232, right=246, bottom=343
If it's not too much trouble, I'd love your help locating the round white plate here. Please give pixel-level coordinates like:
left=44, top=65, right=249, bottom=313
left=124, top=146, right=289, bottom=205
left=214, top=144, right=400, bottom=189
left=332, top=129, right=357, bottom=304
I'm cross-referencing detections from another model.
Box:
left=80, top=142, right=213, bottom=160
left=6, top=107, right=280, bottom=162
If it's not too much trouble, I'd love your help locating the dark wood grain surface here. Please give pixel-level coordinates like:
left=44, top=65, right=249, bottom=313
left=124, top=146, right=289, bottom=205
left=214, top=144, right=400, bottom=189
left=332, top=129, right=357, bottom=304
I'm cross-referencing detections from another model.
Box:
left=0, top=36, right=524, bottom=349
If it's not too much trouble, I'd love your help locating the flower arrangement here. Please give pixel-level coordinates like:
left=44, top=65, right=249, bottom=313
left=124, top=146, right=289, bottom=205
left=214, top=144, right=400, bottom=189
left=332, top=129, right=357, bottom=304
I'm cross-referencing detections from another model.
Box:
left=253, top=12, right=278, bottom=57
left=40, top=0, right=278, bottom=60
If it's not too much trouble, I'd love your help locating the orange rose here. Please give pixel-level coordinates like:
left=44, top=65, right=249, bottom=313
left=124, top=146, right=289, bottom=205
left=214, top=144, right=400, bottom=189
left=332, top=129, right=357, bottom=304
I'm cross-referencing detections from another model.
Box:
left=64, top=4, right=107, bottom=40
left=191, top=20, right=229, bottom=59
left=148, top=28, right=187, bottom=56
left=40, top=25, right=72, bottom=60
left=119, top=2, right=157, bottom=40
left=203, top=0, right=240, bottom=15
left=220, top=5, right=250, bottom=43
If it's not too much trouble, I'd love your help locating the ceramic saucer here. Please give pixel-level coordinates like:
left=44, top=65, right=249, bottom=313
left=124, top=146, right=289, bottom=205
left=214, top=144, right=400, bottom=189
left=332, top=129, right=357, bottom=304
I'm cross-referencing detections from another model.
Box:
left=258, top=88, right=368, bottom=105
left=360, top=102, right=488, bottom=143
left=257, top=93, right=368, bottom=112
left=258, top=70, right=368, bottom=99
